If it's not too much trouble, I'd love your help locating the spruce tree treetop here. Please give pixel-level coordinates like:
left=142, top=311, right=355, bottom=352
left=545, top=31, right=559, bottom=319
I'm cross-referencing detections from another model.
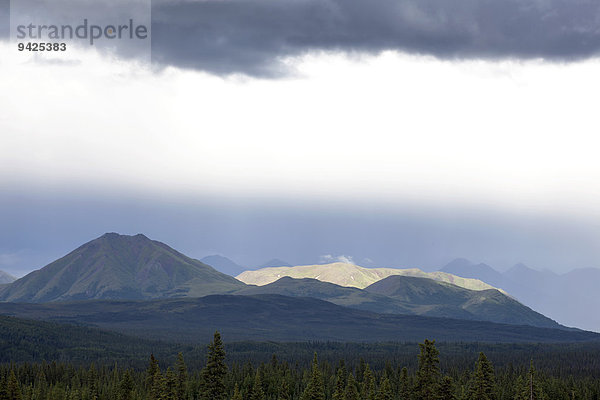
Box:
left=467, top=352, right=496, bottom=400
left=376, top=376, right=393, bottom=400
left=250, top=369, right=265, bottom=400
left=301, top=352, right=325, bottom=400
left=362, top=364, right=376, bottom=400
left=146, top=354, right=160, bottom=390
left=333, top=366, right=346, bottom=400
left=415, top=339, right=441, bottom=400
left=200, top=331, right=228, bottom=400
left=176, top=352, right=188, bottom=400
left=344, top=373, right=360, bottom=400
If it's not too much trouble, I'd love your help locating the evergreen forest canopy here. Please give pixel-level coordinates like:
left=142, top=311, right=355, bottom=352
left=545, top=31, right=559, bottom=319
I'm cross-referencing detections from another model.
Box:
left=0, top=332, right=599, bottom=400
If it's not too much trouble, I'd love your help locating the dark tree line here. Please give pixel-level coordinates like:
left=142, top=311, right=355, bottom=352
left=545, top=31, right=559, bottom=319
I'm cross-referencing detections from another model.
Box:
left=0, top=332, right=598, bottom=400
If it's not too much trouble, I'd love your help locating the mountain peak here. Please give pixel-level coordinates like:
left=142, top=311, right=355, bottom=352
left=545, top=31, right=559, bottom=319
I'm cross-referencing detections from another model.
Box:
left=201, top=255, right=246, bottom=276
left=99, top=232, right=150, bottom=241
left=511, top=262, right=531, bottom=271
left=444, top=258, right=474, bottom=269
left=439, top=258, right=503, bottom=288
left=0, top=234, right=244, bottom=302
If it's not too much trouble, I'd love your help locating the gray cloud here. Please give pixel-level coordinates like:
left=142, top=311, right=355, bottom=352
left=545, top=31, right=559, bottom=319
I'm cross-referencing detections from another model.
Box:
left=150, top=0, right=600, bottom=75
left=0, top=0, right=8, bottom=39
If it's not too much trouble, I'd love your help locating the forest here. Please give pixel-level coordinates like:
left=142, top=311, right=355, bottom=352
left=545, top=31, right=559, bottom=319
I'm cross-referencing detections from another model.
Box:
left=0, top=332, right=599, bottom=400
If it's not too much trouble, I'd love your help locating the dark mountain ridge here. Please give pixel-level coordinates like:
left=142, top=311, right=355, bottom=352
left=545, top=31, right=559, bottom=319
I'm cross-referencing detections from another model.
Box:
left=236, top=276, right=564, bottom=329
left=0, top=294, right=595, bottom=343
left=365, top=275, right=562, bottom=329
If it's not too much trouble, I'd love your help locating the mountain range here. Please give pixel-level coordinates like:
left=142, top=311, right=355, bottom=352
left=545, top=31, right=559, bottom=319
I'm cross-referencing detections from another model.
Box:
left=236, top=262, right=502, bottom=292
left=0, top=233, right=594, bottom=342
left=234, top=276, right=561, bottom=328
left=441, top=258, right=600, bottom=332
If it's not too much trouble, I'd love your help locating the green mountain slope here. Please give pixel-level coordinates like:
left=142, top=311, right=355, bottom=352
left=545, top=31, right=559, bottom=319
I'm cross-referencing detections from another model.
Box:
left=0, top=295, right=595, bottom=343
left=235, top=276, right=563, bottom=329
left=365, top=276, right=562, bottom=329
left=233, top=277, right=414, bottom=314
left=0, top=233, right=244, bottom=302
left=236, top=262, right=503, bottom=292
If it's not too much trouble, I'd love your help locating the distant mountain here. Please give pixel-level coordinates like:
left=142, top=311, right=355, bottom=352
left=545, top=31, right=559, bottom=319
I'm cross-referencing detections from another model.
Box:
left=364, top=276, right=562, bottom=329
left=439, top=259, right=600, bottom=332
left=237, top=262, right=501, bottom=292
left=503, top=263, right=558, bottom=289
left=0, top=270, right=16, bottom=284
left=0, top=233, right=244, bottom=302
left=0, top=295, right=595, bottom=343
left=441, top=259, right=505, bottom=288
left=259, top=258, right=292, bottom=268
left=200, top=255, right=246, bottom=276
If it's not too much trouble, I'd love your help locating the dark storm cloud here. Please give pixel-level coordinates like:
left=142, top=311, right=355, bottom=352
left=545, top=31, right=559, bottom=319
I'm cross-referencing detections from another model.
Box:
left=151, top=0, right=600, bottom=75
left=0, top=0, right=9, bottom=40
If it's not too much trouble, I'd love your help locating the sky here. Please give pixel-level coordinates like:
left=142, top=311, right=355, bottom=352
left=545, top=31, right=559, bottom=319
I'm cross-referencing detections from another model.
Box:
left=2, top=0, right=600, bottom=277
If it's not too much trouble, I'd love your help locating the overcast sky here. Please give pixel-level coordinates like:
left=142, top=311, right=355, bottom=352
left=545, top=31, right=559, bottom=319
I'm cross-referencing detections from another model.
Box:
left=2, top=0, right=600, bottom=277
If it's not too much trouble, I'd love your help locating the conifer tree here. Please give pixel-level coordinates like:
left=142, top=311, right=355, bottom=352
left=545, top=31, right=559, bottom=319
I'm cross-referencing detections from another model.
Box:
left=118, top=370, right=134, bottom=400
left=278, top=379, right=291, bottom=400
left=439, top=376, right=455, bottom=400
left=333, top=368, right=346, bottom=400
left=383, top=362, right=394, bottom=382
left=69, top=388, right=81, bottom=400
left=175, top=353, right=188, bottom=400
left=6, top=370, right=22, bottom=400
left=0, top=378, right=8, bottom=400
left=362, top=364, right=376, bottom=400
left=165, top=367, right=179, bottom=400
left=467, top=352, right=496, bottom=400
left=398, top=367, right=411, bottom=400
left=150, top=370, right=166, bottom=400
left=231, top=384, right=243, bottom=400
left=301, top=353, right=325, bottom=400
left=87, top=364, right=99, bottom=400
left=338, top=360, right=348, bottom=388
left=515, top=361, right=546, bottom=400
left=200, top=331, right=228, bottom=400
left=513, top=376, right=526, bottom=400
left=376, top=377, right=393, bottom=400
left=357, top=359, right=367, bottom=383
left=414, top=339, right=440, bottom=400
left=250, top=370, right=265, bottom=400
left=147, top=354, right=160, bottom=390
left=344, top=373, right=360, bottom=400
